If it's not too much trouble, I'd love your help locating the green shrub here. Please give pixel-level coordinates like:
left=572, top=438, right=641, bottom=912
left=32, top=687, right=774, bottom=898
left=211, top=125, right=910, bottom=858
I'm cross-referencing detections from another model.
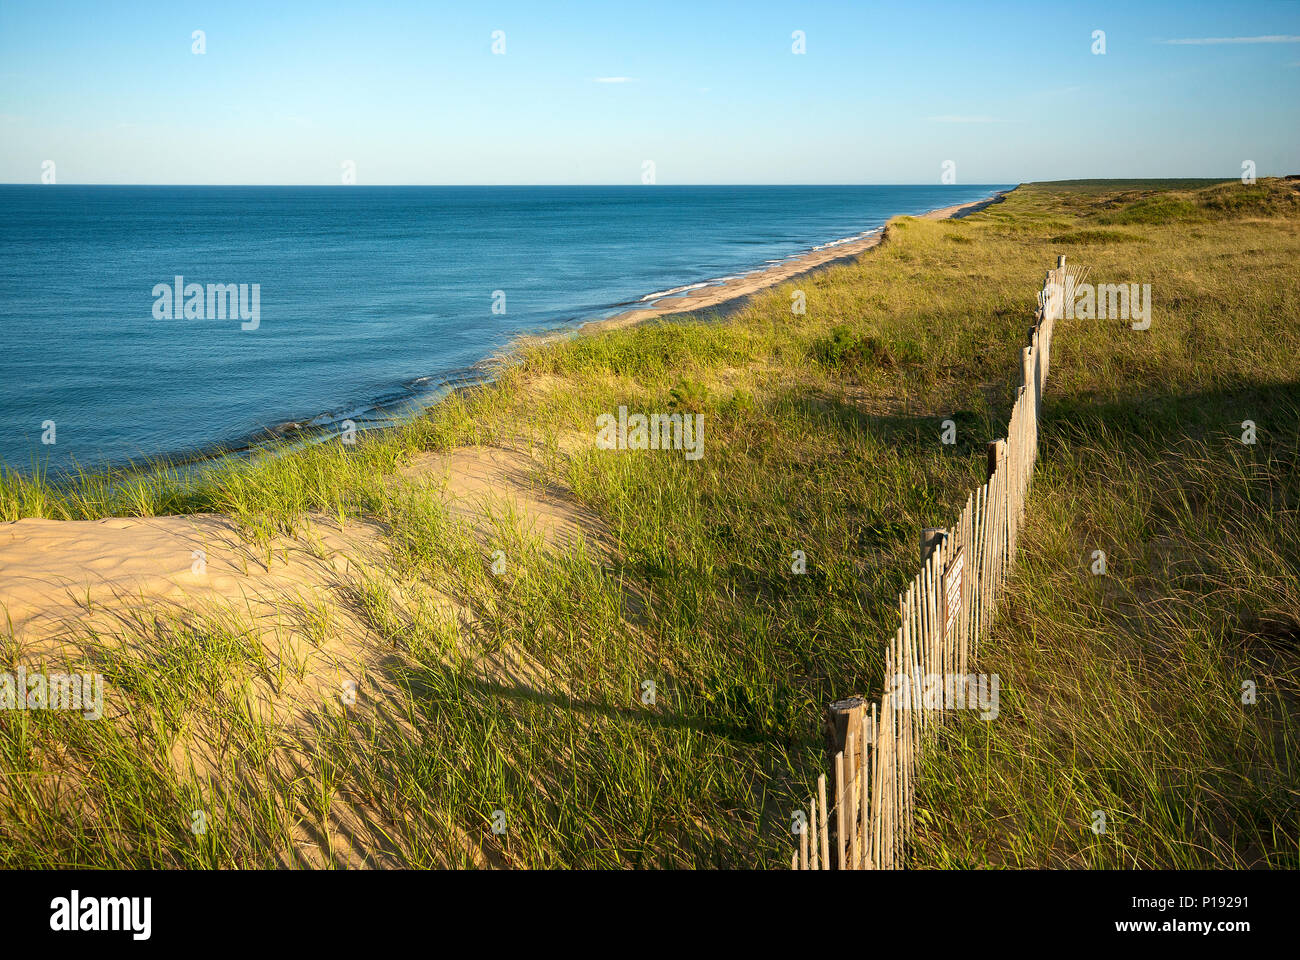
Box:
left=816, top=326, right=922, bottom=372
left=1049, top=229, right=1142, bottom=245
left=1098, top=195, right=1198, bottom=225
left=667, top=377, right=710, bottom=412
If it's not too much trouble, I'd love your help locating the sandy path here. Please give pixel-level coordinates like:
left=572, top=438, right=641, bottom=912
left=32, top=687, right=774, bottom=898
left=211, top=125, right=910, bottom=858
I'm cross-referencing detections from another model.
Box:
left=581, top=191, right=1009, bottom=333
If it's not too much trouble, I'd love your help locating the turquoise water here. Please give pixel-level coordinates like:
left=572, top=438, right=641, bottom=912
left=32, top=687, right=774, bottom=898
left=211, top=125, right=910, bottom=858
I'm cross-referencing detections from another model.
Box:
left=0, top=184, right=1008, bottom=472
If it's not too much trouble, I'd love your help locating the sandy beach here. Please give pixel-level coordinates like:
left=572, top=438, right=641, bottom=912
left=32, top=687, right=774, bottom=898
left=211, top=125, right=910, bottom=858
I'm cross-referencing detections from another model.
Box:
left=581, top=190, right=1010, bottom=333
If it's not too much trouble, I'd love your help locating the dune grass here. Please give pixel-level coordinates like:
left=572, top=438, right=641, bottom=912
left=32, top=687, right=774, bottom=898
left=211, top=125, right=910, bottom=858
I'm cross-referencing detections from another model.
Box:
left=2, top=177, right=1297, bottom=868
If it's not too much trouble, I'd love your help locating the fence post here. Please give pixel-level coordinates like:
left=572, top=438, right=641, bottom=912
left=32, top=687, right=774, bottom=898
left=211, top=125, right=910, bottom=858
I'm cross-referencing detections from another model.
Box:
left=986, top=439, right=1005, bottom=481
left=920, top=527, right=947, bottom=562
left=825, top=696, right=867, bottom=867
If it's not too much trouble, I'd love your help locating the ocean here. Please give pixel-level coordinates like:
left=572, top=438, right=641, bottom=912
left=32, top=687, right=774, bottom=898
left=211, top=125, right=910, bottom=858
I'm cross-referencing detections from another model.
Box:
left=0, top=184, right=1010, bottom=472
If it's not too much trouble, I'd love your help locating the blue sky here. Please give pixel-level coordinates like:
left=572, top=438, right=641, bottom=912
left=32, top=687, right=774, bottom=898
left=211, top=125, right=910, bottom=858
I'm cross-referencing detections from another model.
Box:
left=1, top=0, right=1297, bottom=184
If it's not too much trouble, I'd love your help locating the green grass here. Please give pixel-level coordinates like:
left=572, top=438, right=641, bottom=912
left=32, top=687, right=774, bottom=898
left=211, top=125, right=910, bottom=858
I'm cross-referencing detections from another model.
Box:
left=2, top=178, right=1298, bottom=868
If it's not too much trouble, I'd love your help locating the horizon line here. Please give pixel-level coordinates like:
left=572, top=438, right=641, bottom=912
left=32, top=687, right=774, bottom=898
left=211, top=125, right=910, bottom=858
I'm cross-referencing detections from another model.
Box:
left=0, top=178, right=1263, bottom=188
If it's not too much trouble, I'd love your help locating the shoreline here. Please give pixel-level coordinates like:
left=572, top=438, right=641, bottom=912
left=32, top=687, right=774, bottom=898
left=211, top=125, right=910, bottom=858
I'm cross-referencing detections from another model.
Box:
left=5, top=189, right=1012, bottom=480
left=579, top=190, right=1011, bottom=333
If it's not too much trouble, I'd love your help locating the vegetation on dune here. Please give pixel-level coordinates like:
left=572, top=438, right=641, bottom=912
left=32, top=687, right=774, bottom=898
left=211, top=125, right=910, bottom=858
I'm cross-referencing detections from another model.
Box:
left=2, top=178, right=1298, bottom=867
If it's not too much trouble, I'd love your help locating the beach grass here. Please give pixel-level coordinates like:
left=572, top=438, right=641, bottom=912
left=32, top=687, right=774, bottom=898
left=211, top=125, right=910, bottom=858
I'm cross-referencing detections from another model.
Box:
left=2, top=177, right=1298, bottom=868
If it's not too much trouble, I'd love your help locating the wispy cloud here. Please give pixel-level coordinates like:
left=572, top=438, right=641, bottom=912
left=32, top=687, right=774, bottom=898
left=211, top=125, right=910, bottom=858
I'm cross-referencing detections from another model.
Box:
left=928, top=115, right=996, bottom=123
left=1158, top=35, right=1300, bottom=45
left=593, top=76, right=636, bottom=83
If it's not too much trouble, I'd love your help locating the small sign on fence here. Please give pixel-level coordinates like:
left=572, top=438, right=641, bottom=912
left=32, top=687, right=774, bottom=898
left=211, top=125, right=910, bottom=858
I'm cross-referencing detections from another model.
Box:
left=944, top=546, right=964, bottom=638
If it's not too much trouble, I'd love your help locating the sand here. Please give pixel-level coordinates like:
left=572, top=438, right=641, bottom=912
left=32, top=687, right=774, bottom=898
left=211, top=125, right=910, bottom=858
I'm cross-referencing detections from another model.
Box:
left=0, top=445, right=600, bottom=651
